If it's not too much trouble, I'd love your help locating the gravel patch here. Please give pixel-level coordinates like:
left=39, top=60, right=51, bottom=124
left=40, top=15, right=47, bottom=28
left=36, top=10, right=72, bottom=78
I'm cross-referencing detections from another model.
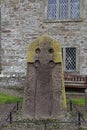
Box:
left=0, top=88, right=24, bottom=98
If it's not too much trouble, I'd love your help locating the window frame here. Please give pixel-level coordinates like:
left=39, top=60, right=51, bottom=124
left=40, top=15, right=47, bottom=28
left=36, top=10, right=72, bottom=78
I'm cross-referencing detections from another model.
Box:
left=62, top=47, right=79, bottom=73
left=45, top=0, right=83, bottom=22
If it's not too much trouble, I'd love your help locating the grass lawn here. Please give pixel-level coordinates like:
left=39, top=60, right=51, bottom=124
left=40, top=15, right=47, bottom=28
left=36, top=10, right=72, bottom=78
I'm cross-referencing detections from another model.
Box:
left=0, top=92, right=85, bottom=106
left=67, top=98, right=85, bottom=106
left=0, top=93, right=23, bottom=104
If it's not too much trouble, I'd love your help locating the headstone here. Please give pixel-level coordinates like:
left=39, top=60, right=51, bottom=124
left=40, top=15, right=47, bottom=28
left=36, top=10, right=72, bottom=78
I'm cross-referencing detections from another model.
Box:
left=23, top=35, right=66, bottom=119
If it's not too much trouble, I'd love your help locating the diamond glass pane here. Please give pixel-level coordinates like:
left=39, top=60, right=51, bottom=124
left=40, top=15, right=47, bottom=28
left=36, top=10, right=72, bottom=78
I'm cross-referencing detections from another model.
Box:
left=59, top=0, right=68, bottom=19
left=48, top=0, right=56, bottom=4
left=65, top=48, right=76, bottom=71
left=71, top=0, right=80, bottom=18
left=47, top=4, right=57, bottom=19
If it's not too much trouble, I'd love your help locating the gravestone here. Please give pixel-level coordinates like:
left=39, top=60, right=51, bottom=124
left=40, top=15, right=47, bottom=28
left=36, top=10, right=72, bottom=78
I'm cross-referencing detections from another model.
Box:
left=23, top=35, right=66, bottom=119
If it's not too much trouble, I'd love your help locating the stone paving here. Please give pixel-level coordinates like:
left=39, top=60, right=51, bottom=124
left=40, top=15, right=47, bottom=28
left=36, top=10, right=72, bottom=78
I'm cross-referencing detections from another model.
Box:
left=0, top=104, right=15, bottom=126
left=0, top=87, right=23, bottom=127
left=0, top=103, right=87, bottom=130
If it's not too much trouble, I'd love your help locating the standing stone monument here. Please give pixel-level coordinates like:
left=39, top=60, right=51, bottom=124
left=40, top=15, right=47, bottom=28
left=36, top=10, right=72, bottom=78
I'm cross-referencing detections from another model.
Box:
left=23, top=35, right=66, bottom=119
left=85, top=89, right=87, bottom=116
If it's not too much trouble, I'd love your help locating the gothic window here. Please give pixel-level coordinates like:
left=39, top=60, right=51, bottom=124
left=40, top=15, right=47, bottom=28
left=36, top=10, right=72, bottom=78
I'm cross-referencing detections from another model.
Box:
left=62, top=47, right=77, bottom=72
left=47, top=0, right=80, bottom=20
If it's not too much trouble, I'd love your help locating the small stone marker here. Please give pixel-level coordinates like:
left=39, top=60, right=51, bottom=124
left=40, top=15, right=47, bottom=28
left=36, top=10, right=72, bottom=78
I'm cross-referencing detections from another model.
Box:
left=85, top=89, right=87, bottom=113
left=23, top=35, right=66, bottom=119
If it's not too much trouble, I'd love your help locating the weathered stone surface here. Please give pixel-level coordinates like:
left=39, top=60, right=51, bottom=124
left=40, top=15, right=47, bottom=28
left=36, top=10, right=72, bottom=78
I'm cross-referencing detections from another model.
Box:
left=0, top=116, right=80, bottom=130
left=1, top=0, right=87, bottom=87
left=23, top=36, right=66, bottom=119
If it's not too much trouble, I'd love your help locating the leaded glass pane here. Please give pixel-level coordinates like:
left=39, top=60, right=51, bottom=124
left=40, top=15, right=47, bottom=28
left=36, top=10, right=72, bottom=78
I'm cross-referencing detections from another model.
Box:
left=48, top=0, right=56, bottom=4
left=65, top=48, right=76, bottom=71
left=47, top=0, right=57, bottom=20
left=59, top=0, right=68, bottom=19
left=71, top=0, right=80, bottom=18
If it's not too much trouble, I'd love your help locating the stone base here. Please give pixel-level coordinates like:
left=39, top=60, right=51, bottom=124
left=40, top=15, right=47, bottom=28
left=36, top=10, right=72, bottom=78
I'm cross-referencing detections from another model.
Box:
left=2, top=115, right=79, bottom=130
left=1, top=108, right=80, bottom=130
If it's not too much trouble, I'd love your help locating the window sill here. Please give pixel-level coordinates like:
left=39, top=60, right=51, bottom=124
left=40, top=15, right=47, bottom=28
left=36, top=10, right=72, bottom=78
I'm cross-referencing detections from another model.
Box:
left=44, top=18, right=83, bottom=23
left=64, top=71, right=79, bottom=74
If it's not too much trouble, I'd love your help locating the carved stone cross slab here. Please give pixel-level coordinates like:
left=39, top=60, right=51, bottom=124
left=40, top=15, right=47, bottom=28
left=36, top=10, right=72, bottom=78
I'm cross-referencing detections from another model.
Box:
left=23, top=35, right=66, bottom=119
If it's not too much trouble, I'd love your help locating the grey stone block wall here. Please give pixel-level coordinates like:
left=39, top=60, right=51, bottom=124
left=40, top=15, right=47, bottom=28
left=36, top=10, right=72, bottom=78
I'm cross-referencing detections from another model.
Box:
left=1, top=0, right=87, bottom=87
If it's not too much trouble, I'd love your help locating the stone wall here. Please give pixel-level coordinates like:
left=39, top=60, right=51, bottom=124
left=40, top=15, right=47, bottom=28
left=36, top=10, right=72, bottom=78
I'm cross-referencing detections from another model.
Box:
left=1, top=0, right=87, bottom=87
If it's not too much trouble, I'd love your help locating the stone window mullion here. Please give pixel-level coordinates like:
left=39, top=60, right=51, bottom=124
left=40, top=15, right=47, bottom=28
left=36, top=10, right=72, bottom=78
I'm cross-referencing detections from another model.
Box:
left=56, top=0, right=59, bottom=19
left=68, top=0, right=71, bottom=18
left=80, top=0, right=83, bottom=18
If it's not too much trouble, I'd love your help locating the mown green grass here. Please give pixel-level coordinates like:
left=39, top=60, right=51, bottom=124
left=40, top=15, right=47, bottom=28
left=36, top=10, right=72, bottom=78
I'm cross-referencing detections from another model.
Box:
left=67, top=98, right=85, bottom=106
left=0, top=93, right=23, bottom=104
left=0, top=92, right=85, bottom=106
